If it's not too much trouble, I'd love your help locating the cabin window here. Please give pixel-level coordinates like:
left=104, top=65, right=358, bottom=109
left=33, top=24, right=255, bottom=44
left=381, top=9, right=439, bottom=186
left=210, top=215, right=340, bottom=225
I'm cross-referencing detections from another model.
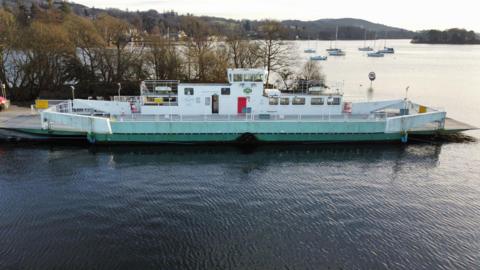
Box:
left=244, top=74, right=254, bottom=81
left=311, top=97, right=324, bottom=105
left=221, top=88, right=230, bottom=95
left=292, top=97, right=306, bottom=105
left=184, top=88, right=194, bottom=95
left=253, top=74, right=263, bottom=82
left=228, top=74, right=232, bottom=82
left=327, top=97, right=341, bottom=105
left=233, top=74, right=243, bottom=82
left=280, top=97, right=290, bottom=105
left=205, top=97, right=210, bottom=106
left=269, top=97, right=279, bottom=105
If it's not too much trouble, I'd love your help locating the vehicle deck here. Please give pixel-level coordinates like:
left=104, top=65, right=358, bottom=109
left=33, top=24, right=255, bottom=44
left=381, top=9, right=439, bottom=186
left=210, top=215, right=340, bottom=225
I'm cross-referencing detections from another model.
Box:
left=0, top=106, right=477, bottom=140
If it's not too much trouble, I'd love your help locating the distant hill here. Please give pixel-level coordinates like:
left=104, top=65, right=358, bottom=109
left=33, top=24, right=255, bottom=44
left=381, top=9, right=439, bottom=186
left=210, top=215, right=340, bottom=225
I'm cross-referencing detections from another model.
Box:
left=282, top=18, right=414, bottom=39
left=411, top=28, right=480, bottom=44
left=1, top=0, right=415, bottom=39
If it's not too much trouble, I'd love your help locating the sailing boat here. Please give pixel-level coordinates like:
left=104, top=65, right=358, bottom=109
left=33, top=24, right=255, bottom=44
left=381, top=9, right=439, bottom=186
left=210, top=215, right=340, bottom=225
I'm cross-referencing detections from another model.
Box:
left=304, top=37, right=316, bottom=53
left=327, top=26, right=346, bottom=56
left=358, top=29, right=373, bottom=51
left=310, top=39, right=327, bottom=60
left=367, top=32, right=385, bottom=57
left=377, top=31, right=395, bottom=54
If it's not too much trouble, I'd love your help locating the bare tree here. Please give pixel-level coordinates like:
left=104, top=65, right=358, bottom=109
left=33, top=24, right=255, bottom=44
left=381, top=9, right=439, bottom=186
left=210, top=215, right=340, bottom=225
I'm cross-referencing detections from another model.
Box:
left=298, top=60, right=325, bottom=82
left=146, top=35, right=183, bottom=80
left=296, top=60, right=327, bottom=92
left=94, top=13, right=145, bottom=83
left=181, top=16, right=213, bottom=81
left=256, top=20, right=296, bottom=87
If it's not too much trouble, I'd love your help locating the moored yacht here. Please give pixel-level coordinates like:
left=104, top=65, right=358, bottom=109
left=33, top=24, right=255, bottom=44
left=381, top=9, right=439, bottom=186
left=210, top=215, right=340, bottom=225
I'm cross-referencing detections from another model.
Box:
left=367, top=51, right=385, bottom=57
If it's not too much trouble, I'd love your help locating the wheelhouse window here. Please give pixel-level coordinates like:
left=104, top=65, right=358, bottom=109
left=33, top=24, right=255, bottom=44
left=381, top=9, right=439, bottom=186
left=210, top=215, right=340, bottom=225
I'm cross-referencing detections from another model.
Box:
left=221, top=88, right=230, bottom=95
left=280, top=97, right=290, bottom=105
left=327, top=97, right=341, bottom=105
left=233, top=74, right=243, bottom=82
left=269, top=97, right=279, bottom=105
left=184, top=88, right=194, bottom=95
left=253, top=74, right=263, bottom=82
left=244, top=74, right=254, bottom=81
left=311, top=97, right=324, bottom=105
left=292, top=97, right=306, bottom=105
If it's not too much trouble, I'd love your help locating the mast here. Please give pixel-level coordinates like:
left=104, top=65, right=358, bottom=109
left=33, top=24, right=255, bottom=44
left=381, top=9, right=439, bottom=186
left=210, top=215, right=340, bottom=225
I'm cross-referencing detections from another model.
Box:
left=335, top=25, right=338, bottom=48
left=363, top=29, right=367, bottom=47
left=384, top=31, right=387, bottom=48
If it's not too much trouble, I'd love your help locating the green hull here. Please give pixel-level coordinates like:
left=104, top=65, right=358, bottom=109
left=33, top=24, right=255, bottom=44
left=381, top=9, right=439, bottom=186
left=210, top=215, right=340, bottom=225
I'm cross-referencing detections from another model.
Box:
left=5, top=119, right=463, bottom=144
left=86, top=121, right=404, bottom=143
left=89, top=132, right=403, bottom=144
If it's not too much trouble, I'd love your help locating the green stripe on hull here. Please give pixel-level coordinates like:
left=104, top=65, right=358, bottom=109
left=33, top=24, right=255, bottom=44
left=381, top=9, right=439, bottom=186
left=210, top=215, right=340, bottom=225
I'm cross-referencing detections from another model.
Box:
left=110, top=121, right=387, bottom=134
left=15, top=128, right=86, bottom=137
left=89, top=132, right=403, bottom=143
left=255, top=133, right=403, bottom=142
left=89, top=121, right=402, bottom=143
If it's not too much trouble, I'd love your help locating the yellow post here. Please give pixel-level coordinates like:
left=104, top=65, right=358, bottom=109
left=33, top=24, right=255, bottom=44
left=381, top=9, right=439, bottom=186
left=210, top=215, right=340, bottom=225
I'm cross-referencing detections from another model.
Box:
left=418, top=105, right=427, bottom=113
left=35, top=100, right=49, bottom=109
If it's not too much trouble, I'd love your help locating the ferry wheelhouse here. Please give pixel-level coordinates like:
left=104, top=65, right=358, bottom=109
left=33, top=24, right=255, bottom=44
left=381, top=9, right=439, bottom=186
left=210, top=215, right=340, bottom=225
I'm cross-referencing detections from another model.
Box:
left=37, top=68, right=467, bottom=144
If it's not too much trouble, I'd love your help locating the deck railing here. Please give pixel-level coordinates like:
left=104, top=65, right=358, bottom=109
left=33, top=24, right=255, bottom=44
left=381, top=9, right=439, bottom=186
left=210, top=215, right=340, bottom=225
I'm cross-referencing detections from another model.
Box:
left=110, top=112, right=390, bottom=123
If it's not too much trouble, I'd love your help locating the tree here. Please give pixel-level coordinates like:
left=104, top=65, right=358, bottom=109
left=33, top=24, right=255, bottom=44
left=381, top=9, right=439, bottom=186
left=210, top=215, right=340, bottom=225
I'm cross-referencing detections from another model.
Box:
left=225, top=33, right=262, bottom=69
left=146, top=35, right=183, bottom=80
left=59, top=1, right=72, bottom=15
left=94, top=13, right=144, bottom=83
left=277, top=67, right=295, bottom=90
left=299, top=60, right=325, bottom=81
left=16, top=20, right=76, bottom=98
left=181, top=16, right=214, bottom=81
left=296, top=60, right=326, bottom=92
left=256, top=20, right=296, bottom=87
left=63, top=14, right=105, bottom=95
left=0, top=9, right=16, bottom=91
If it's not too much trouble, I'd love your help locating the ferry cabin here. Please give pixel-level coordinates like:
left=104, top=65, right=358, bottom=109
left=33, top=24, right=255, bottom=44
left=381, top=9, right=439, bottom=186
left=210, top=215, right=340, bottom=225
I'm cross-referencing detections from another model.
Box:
left=139, top=68, right=346, bottom=116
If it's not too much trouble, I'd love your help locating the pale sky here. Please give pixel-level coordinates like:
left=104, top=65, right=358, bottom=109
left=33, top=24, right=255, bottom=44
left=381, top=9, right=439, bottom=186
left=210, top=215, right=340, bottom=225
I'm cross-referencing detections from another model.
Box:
left=74, top=0, right=480, bottom=32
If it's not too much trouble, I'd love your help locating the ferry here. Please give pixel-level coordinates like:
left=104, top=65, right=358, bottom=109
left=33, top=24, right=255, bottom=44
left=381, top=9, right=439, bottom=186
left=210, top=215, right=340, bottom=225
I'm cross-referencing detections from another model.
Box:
left=28, top=68, right=475, bottom=144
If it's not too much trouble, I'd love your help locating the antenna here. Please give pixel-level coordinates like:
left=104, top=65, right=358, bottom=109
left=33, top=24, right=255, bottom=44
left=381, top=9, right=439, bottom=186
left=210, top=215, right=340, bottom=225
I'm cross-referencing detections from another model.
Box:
left=405, top=86, right=410, bottom=100
left=117, top=83, right=122, bottom=97
left=70, top=86, right=75, bottom=99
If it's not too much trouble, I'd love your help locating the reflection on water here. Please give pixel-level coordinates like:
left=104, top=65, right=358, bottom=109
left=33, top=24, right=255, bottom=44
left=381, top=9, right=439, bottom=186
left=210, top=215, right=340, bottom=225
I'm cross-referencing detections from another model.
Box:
left=367, top=86, right=374, bottom=101
left=1, top=142, right=480, bottom=269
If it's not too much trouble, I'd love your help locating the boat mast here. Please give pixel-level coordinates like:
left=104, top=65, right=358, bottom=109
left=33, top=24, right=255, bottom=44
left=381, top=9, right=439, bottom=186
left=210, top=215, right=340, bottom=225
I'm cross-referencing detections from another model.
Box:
left=384, top=31, right=387, bottom=48
left=363, top=29, right=367, bottom=47
left=335, top=25, right=338, bottom=48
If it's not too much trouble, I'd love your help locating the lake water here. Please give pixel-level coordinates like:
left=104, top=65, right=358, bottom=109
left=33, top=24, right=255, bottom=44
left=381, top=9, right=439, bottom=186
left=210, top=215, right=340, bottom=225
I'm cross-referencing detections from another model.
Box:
left=1, top=40, right=480, bottom=269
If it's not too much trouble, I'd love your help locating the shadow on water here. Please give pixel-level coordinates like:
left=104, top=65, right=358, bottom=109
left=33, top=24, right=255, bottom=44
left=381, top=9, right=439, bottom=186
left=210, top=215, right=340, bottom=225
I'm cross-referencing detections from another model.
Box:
left=0, top=141, right=448, bottom=169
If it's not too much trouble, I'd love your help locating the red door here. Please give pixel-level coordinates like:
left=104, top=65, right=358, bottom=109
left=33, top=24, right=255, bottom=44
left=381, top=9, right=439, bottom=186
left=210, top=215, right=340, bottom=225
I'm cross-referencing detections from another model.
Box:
left=237, top=97, right=247, bottom=114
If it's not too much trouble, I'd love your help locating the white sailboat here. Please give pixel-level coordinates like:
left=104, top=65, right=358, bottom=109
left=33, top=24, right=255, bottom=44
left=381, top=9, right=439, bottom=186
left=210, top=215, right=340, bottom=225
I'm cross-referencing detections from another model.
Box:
left=310, top=39, right=328, bottom=60
left=304, top=37, right=316, bottom=53
left=358, top=29, right=373, bottom=51
left=378, top=32, right=395, bottom=54
left=327, top=26, right=346, bottom=56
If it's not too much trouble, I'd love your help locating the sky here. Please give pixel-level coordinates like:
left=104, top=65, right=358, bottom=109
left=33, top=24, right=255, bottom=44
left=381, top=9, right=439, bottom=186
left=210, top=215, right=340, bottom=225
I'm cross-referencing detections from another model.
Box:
left=74, top=0, right=480, bottom=32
